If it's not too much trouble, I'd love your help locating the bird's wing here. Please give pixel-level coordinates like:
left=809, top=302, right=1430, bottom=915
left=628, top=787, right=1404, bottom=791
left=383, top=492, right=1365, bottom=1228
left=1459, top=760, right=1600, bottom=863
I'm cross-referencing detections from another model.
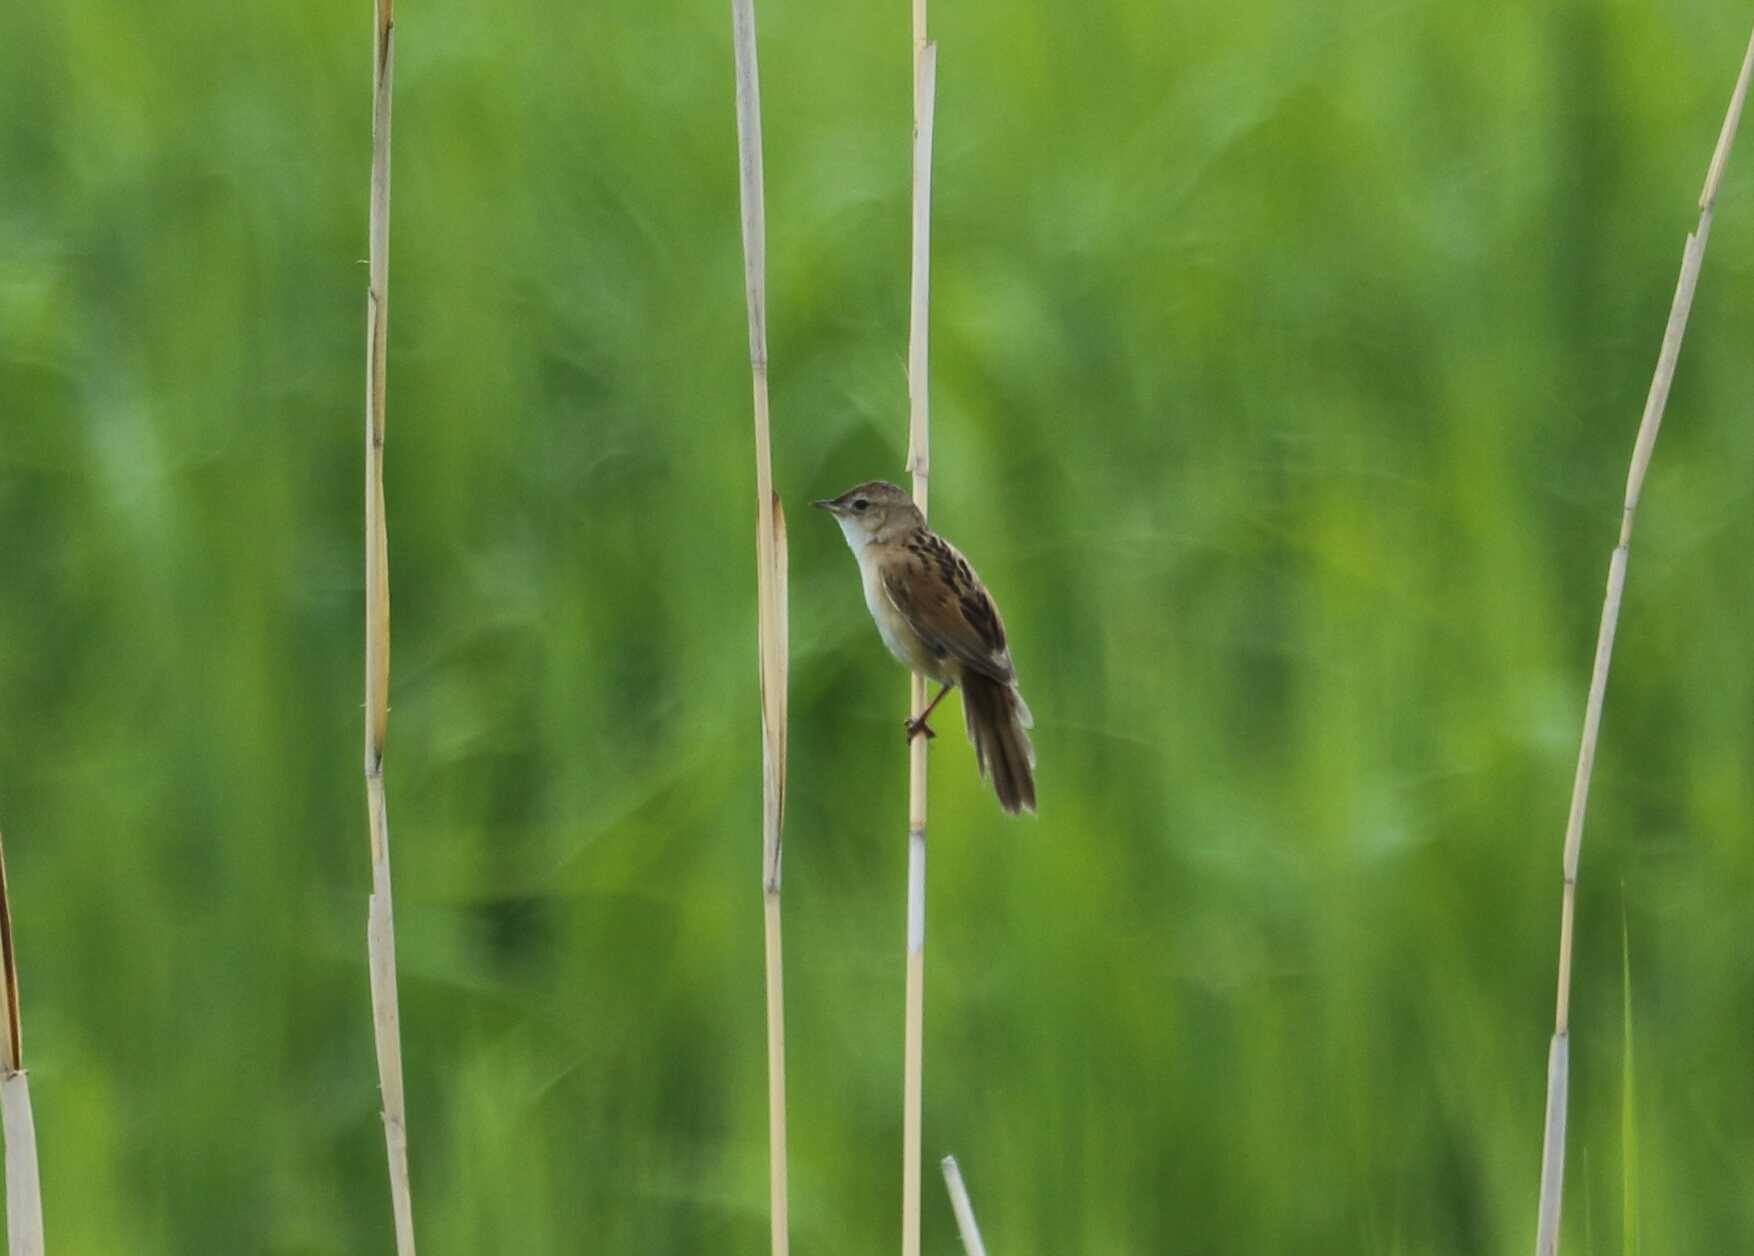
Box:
left=880, top=531, right=1015, bottom=685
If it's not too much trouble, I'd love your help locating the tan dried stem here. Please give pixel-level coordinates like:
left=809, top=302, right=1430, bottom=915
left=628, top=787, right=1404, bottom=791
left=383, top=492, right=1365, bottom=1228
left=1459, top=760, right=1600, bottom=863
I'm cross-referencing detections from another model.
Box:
left=362, top=1, right=416, bottom=1251
left=940, top=1155, right=989, bottom=1256
left=730, top=0, right=791, bottom=1249
left=0, top=831, right=44, bottom=1256
left=1533, top=25, right=1754, bottom=1256
left=0, top=835, right=21, bottom=1078
left=902, top=31, right=938, bottom=1256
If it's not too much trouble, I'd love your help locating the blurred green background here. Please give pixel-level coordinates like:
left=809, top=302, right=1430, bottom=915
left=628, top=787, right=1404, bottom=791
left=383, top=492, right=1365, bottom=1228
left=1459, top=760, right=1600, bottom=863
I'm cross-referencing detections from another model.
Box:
left=3, top=0, right=1753, bottom=1251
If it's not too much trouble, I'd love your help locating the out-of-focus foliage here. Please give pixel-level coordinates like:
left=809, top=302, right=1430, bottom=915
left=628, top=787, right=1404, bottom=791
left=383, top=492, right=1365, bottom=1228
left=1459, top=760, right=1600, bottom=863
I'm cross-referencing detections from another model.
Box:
left=2, top=1, right=1752, bottom=1252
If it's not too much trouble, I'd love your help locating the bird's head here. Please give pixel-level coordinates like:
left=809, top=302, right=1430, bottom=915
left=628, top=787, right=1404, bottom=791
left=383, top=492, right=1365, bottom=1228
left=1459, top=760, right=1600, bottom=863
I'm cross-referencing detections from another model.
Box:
left=813, top=480, right=921, bottom=549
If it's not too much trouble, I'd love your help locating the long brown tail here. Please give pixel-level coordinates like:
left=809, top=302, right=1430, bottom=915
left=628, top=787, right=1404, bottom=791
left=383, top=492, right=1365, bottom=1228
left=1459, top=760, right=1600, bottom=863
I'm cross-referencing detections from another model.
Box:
left=960, top=672, right=1036, bottom=815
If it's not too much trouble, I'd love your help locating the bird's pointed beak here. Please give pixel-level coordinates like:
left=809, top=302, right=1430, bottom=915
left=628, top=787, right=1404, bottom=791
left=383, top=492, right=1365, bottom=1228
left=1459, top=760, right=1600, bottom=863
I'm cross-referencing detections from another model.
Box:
left=812, top=498, right=839, bottom=513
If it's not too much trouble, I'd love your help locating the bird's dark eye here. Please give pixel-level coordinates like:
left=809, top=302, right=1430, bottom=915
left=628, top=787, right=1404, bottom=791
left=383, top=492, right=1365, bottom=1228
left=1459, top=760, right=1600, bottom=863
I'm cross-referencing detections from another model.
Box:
left=852, top=498, right=869, bottom=512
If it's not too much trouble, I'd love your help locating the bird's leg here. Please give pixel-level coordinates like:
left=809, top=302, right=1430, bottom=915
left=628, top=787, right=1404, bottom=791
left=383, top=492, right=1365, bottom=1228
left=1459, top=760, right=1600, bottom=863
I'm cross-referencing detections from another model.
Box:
left=905, top=681, right=954, bottom=741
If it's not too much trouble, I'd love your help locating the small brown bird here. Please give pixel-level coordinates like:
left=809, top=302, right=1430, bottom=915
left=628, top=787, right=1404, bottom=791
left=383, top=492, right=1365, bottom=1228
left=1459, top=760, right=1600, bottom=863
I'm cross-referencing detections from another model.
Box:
left=815, top=481, right=1036, bottom=814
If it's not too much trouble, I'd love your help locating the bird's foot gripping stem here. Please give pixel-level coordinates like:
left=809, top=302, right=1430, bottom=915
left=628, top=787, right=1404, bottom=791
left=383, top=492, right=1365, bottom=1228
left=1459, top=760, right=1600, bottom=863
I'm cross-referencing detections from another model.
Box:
left=904, top=681, right=953, bottom=742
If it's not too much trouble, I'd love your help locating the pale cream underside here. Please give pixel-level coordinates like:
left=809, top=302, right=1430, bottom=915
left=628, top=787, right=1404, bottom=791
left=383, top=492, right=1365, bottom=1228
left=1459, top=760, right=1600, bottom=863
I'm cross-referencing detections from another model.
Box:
left=859, top=547, right=952, bottom=683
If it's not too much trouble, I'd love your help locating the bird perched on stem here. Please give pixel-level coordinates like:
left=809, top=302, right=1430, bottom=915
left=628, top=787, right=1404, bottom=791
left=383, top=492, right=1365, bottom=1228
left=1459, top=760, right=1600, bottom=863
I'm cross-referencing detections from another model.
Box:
left=815, top=481, right=1036, bottom=814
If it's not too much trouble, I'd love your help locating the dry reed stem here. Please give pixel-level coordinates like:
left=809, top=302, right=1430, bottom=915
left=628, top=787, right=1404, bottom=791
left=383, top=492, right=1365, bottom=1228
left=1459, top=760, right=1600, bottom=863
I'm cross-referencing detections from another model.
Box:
left=0, top=1076, right=41, bottom=1256
left=730, top=0, right=791, bottom=1249
left=361, top=2, right=416, bottom=1251
left=0, top=835, right=21, bottom=1078
left=902, top=32, right=938, bottom=1256
left=758, top=500, right=789, bottom=1256
left=1533, top=26, right=1754, bottom=1256
left=0, top=832, right=43, bottom=1256
left=940, top=1155, right=988, bottom=1255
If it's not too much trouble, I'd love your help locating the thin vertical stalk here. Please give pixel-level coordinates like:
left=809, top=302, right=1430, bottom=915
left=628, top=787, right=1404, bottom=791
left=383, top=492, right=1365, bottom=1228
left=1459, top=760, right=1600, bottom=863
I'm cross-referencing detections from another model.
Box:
left=940, top=1155, right=988, bottom=1256
left=1533, top=26, right=1754, bottom=1256
left=362, top=2, right=416, bottom=1252
left=902, top=25, right=938, bottom=1256
left=0, top=831, right=44, bottom=1256
left=729, top=1, right=791, bottom=1251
